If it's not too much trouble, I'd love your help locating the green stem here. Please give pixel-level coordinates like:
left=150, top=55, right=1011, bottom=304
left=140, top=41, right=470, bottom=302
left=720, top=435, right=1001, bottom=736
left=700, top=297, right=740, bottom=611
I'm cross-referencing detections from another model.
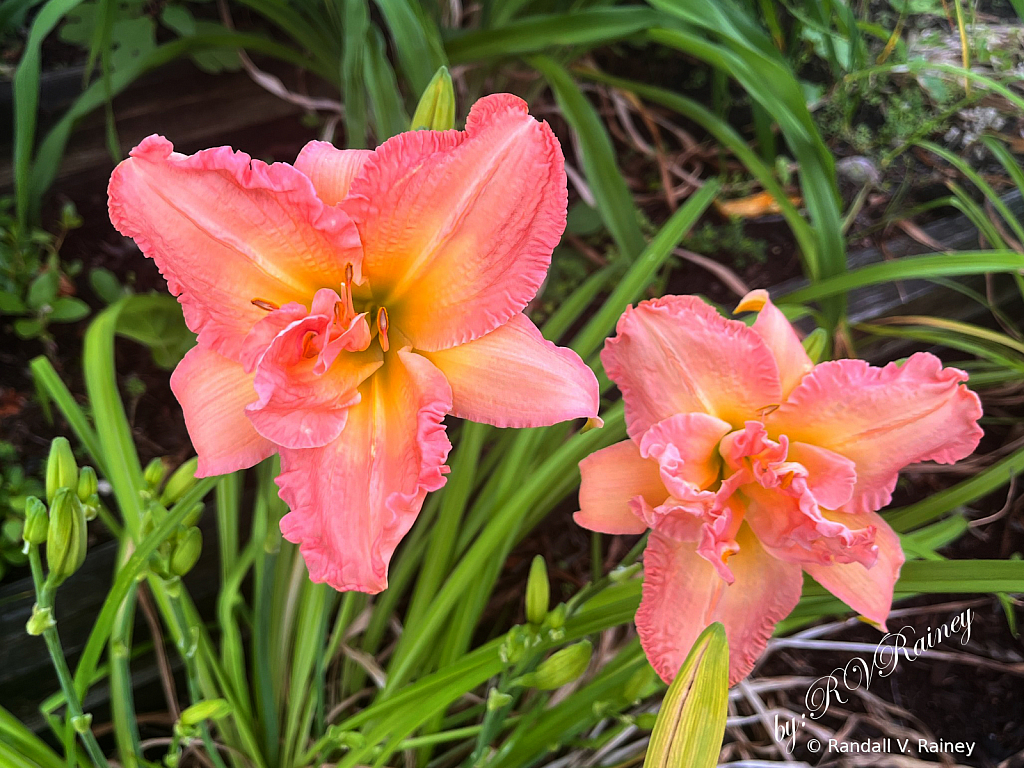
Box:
left=28, top=547, right=111, bottom=768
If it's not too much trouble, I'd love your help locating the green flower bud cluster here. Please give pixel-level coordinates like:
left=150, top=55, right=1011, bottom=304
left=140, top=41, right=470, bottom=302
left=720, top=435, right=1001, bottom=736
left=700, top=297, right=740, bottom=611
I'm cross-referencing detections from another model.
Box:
left=514, top=641, right=592, bottom=691
left=136, top=457, right=203, bottom=581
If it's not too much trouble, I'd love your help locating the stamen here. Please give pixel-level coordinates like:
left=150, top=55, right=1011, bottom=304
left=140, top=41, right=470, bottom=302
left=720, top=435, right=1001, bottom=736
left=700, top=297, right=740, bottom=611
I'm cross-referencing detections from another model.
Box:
left=251, top=298, right=279, bottom=312
left=340, top=263, right=356, bottom=318
left=756, top=403, right=780, bottom=418
left=301, top=330, right=318, bottom=358
left=377, top=307, right=390, bottom=353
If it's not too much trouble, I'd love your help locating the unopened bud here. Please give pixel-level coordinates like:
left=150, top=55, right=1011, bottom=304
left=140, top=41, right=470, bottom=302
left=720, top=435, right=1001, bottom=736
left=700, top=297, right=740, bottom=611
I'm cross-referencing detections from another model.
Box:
left=46, top=488, right=87, bottom=585
left=169, top=527, right=202, bottom=577
left=77, top=466, right=98, bottom=502
left=516, top=641, right=592, bottom=690
left=71, top=713, right=93, bottom=733
left=525, top=555, right=550, bottom=625
left=46, top=437, right=78, bottom=504
left=182, top=502, right=205, bottom=529
left=544, top=603, right=567, bottom=631
left=180, top=698, right=231, bottom=728
left=144, top=457, right=168, bottom=490
left=82, top=493, right=100, bottom=522
left=160, top=457, right=199, bottom=506
left=802, top=327, right=827, bottom=364
left=26, top=604, right=55, bottom=635
left=410, top=66, right=455, bottom=131
left=22, top=496, right=48, bottom=546
left=486, top=688, right=513, bottom=711
left=623, top=664, right=658, bottom=703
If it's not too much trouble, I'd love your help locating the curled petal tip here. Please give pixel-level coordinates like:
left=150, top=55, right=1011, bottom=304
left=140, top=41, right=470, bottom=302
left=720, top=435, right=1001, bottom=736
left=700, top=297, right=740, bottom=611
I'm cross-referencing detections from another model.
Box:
left=734, top=289, right=770, bottom=314
left=582, top=416, right=605, bottom=433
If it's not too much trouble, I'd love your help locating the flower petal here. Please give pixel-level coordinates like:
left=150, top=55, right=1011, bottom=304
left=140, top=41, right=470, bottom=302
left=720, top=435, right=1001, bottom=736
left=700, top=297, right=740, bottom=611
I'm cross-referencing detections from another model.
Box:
left=276, top=349, right=452, bottom=593
left=735, top=290, right=813, bottom=398
left=170, top=345, right=275, bottom=477
left=575, top=440, right=666, bottom=535
left=601, top=296, right=782, bottom=441
left=108, top=136, right=363, bottom=360
left=803, top=510, right=905, bottom=629
left=769, top=354, right=983, bottom=514
left=638, top=413, right=732, bottom=494
left=294, top=142, right=374, bottom=205
left=744, top=483, right=879, bottom=568
left=637, top=522, right=803, bottom=685
left=421, top=313, right=598, bottom=428
left=345, top=94, right=567, bottom=351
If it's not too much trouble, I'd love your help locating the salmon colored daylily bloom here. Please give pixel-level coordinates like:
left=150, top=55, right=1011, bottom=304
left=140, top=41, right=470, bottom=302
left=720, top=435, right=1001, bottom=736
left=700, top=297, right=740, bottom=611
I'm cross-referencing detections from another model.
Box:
left=109, top=94, right=599, bottom=594
left=575, top=292, right=982, bottom=685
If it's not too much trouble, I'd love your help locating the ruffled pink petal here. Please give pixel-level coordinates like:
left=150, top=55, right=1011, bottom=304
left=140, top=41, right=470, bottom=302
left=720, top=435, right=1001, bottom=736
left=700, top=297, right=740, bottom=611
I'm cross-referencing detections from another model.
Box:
left=601, top=296, right=782, bottom=441
left=744, top=483, right=879, bottom=569
left=803, top=510, right=905, bottom=629
left=787, top=441, right=857, bottom=510
left=639, top=413, right=732, bottom=494
left=637, top=522, right=803, bottom=685
left=294, top=142, right=373, bottom=205
left=170, top=345, right=275, bottom=477
left=422, top=313, right=598, bottom=428
left=735, top=290, right=813, bottom=398
left=769, top=354, right=983, bottom=514
left=575, top=440, right=666, bottom=535
left=108, top=136, right=364, bottom=361
left=276, top=349, right=452, bottom=593
left=344, top=94, right=567, bottom=352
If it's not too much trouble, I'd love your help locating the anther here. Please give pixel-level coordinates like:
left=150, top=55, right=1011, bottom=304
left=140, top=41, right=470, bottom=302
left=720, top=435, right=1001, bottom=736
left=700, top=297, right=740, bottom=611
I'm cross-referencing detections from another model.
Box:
left=340, top=263, right=356, bottom=318
left=251, top=298, right=279, bottom=312
left=377, top=307, right=390, bottom=353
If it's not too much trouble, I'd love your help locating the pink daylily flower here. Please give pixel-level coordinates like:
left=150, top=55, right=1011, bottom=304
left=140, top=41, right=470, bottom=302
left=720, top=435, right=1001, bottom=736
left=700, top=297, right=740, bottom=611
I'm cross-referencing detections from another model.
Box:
left=109, top=94, right=599, bottom=594
left=575, top=292, right=983, bottom=685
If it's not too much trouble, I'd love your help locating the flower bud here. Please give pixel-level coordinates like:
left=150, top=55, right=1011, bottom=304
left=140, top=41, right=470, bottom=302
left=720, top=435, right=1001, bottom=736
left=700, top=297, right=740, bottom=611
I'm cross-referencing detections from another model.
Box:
left=26, top=604, right=55, bottom=635
left=77, top=466, right=98, bottom=502
left=22, top=496, right=49, bottom=546
left=410, top=66, right=455, bottom=131
left=71, top=714, right=93, bottom=734
left=525, top=555, right=550, bottom=625
left=144, top=457, right=168, bottom=490
left=46, top=487, right=87, bottom=585
left=544, top=603, right=567, bottom=631
left=160, top=457, right=199, bottom=506
left=82, top=493, right=100, bottom=522
left=802, top=327, right=827, bottom=364
left=486, top=688, right=513, bottom=712
left=180, top=698, right=231, bottom=728
left=182, top=502, right=205, bottom=529
left=45, top=437, right=78, bottom=504
left=169, top=527, right=202, bottom=577
left=516, top=641, right=592, bottom=690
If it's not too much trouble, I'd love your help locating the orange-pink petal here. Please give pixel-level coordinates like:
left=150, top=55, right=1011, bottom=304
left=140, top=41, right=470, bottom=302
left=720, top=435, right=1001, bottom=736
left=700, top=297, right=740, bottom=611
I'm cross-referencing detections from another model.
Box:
left=421, top=313, right=598, bottom=428
left=637, top=523, right=803, bottom=685
left=769, top=354, right=983, bottom=514
left=601, top=296, right=782, bottom=441
left=638, top=413, right=732, bottom=494
left=803, top=510, right=905, bottom=629
left=575, top=440, right=666, bottom=535
left=108, top=136, right=363, bottom=361
left=294, top=142, right=373, bottom=205
left=170, top=345, right=275, bottom=477
left=735, top=290, right=813, bottom=398
left=343, top=94, right=567, bottom=351
left=276, top=349, right=452, bottom=593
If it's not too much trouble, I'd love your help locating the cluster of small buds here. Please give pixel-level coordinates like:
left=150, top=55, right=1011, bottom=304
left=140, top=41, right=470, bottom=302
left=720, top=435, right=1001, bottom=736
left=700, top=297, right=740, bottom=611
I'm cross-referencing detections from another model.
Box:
left=139, top=456, right=204, bottom=581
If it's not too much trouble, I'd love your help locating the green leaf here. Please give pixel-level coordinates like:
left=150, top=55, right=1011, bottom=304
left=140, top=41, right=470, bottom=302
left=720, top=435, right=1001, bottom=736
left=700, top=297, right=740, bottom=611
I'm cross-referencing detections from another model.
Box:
left=89, top=267, right=124, bottom=304
left=114, top=294, right=195, bottom=369
left=0, top=290, right=27, bottom=314
left=645, top=623, right=728, bottom=768
left=49, top=296, right=90, bottom=322
left=26, top=270, right=58, bottom=309
left=14, top=318, right=43, bottom=338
